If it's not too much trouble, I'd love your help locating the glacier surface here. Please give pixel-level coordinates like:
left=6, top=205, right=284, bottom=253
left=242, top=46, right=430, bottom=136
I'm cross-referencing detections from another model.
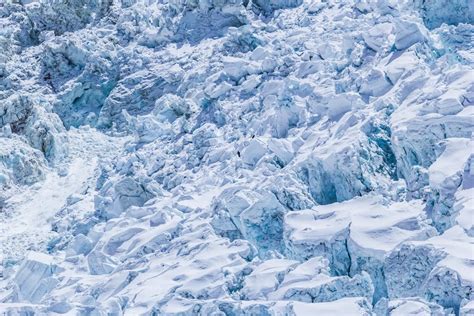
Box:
left=0, top=0, right=473, bottom=315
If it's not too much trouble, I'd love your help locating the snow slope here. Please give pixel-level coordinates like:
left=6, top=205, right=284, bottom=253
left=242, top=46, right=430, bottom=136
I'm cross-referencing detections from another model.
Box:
left=0, top=0, right=473, bottom=315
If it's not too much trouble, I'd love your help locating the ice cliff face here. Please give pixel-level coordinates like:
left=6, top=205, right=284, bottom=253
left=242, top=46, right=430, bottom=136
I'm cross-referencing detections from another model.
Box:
left=0, top=0, right=473, bottom=315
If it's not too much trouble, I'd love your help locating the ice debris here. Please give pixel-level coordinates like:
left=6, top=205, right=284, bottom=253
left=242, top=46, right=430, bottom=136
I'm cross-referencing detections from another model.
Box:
left=0, top=0, right=472, bottom=315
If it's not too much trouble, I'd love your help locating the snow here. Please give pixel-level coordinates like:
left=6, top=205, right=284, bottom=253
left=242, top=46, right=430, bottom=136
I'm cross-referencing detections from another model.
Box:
left=381, top=298, right=445, bottom=316
left=0, top=0, right=473, bottom=314
left=428, top=138, right=473, bottom=190
left=0, top=128, right=128, bottom=264
left=285, top=195, right=435, bottom=259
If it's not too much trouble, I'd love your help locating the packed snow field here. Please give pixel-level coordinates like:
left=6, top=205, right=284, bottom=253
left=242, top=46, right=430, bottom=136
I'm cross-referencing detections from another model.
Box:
left=0, top=0, right=473, bottom=315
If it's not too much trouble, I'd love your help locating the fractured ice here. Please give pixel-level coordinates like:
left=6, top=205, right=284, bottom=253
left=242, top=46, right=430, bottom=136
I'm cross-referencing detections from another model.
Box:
left=0, top=0, right=473, bottom=315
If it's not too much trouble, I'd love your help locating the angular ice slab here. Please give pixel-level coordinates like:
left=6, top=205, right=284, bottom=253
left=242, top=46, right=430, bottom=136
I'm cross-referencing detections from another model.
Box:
left=284, top=195, right=436, bottom=302
left=414, top=0, right=474, bottom=29
left=157, top=296, right=373, bottom=315
left=385, top=226, right=474, bottom=312
left=13, top=252, right=59, bottom=303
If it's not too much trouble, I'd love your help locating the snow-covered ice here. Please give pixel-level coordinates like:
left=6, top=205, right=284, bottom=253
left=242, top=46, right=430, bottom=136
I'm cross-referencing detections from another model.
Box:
left=0, top=0, right=473, bottom=315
